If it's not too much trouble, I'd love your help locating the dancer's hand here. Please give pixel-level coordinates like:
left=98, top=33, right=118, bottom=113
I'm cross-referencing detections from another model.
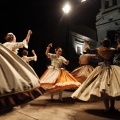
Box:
left=48, top=43, right=52, bottom=48
left=32, top=50, right=35, bottom=54
left=28, top=30, right=32, bottom=35
left=26, top=30, right=32, bottom=43
left=65, top=60, right=69, bottom=65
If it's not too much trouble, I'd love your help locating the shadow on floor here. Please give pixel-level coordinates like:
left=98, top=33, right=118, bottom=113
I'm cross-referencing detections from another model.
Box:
left=85, top=109, right=120, bottom=120
left=0, top=107, right=13, bottom=115
left=46, top=96, right=87, bottom=104
left=29, top=97, right=84, bottom=107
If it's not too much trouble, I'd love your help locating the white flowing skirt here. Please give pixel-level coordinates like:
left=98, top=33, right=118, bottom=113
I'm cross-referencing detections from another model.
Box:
left=71, top=65, right=120, bottom=101
left=0, top=44, right=45, bottom=109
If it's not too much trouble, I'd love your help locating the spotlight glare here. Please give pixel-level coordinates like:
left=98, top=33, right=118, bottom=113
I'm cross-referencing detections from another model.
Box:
left=62, top=3, right=71, bottom=14
left=81, top=0, right=86, bottom=2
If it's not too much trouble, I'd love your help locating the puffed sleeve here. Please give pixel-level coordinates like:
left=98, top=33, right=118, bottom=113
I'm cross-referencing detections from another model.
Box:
left=61, top=56, right=67, bottom=64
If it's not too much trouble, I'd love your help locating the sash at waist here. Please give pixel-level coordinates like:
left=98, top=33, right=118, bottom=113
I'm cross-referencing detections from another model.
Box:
left=48, top=65, right=64, bottom=70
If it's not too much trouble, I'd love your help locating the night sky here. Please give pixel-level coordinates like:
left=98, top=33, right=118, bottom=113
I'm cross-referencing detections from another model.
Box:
left=0, top=0, right=101, bottom=76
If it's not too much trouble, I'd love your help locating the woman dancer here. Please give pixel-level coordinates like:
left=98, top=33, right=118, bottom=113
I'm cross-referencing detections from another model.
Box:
left=0, top=31, right=45, bottom=113
left=71, top=39, right=120, bottom=113
left=71, top=40, right=96, bottom=83
left=22, top=49, right=37, bottom=64
left=3, top=30, right=32, bottom=54
left=40, top=43, right=80, bottom=101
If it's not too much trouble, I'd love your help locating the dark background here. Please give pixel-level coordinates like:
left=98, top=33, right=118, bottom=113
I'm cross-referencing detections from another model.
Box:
left=0, top=0, right=101, bottom=76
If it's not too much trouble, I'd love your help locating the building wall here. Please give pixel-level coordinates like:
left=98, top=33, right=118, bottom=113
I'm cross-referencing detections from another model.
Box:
left=67, top=26, right=97, bottom=71
left=96, top=0, right=120, bottom=47
left=52, top=23, right=98, bottom=71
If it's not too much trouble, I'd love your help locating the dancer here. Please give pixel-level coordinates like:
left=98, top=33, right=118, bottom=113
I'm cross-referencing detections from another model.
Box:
left=22, top=49, right=37, bottom=63
left=71, top=39, right=120, bottom=113
left=71, top=52, right=96, bottom=83
left=3, top=30, right=32, bottom=54
left=71, top=40, right=96, bottom=83
left=40, top=43, right=80, bottom=101
left=0, top=31, right=45, bottom=113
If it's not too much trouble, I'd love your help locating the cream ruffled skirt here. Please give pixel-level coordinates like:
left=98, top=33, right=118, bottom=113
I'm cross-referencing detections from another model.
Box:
left=0, top=44, right=45, bottom=110
left=71, top=64, right=120, bottom=101
left=71, top=65, right=94, bottom=83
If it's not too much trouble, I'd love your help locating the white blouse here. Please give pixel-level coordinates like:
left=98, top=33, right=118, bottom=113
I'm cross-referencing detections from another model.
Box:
left=22, top=55, right=37, bottom=63
left=49, top=54, right=67, bottom=69
left=3, top=39, right=28, bottom=54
